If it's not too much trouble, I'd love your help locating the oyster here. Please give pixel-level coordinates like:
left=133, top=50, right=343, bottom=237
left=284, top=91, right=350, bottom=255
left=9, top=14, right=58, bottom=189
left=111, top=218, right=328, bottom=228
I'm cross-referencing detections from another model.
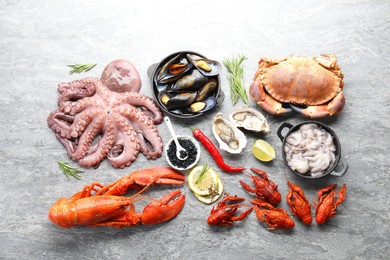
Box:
left=229, top=107, right=270, bottom=133
left=212, top=113, right=247, bottom=154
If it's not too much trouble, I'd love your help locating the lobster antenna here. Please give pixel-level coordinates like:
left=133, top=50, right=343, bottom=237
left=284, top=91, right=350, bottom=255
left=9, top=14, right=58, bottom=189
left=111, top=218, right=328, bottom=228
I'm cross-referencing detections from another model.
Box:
left=128, top=175, right=162, bottom=200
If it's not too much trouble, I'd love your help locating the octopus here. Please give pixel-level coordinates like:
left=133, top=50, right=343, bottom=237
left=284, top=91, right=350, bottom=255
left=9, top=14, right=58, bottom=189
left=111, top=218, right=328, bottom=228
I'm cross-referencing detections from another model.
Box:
left=47, top=60, right=164, bottom=168
left=284, top=123, right=336, bottom=177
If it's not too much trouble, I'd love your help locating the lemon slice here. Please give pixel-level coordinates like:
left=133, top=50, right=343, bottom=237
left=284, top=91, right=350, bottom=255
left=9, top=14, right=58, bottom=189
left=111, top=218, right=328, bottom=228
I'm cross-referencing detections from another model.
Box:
left=252, top=139, right=276, bottom=162
left=188, top=166, right=218, bottom=196
left=194, top=177, right=224, bottom=204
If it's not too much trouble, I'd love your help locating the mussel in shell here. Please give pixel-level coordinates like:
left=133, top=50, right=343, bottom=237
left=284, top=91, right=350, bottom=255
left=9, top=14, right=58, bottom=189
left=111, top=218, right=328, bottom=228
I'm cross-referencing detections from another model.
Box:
left=196, top=80, right=217, bottom=102
left=187, top=54, right=222, bottom=77
left=159, top=91, right=198, bottom=110
left=189, top=97, right=217, bottom=113
left=171, top=69, right=208, bottom=91
left=157, top=53, right=193, bottom=83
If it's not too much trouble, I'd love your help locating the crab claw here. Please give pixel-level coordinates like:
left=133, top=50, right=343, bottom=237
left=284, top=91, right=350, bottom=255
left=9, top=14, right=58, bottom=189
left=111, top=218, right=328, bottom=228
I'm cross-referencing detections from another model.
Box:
left=292, top=91, right=345, bottom=118
left=249, top=79, right=292, bottom=116
left=141, top=190, right=185, bottom=225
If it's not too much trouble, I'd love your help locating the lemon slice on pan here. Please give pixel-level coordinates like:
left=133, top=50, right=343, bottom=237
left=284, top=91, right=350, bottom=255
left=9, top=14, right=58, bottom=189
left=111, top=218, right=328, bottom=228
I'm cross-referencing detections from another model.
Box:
left=252, top=139, right=276, bottom=162
left=188, top=166, right=218, bottom=196
left=194, top=177, right=224, bottom=204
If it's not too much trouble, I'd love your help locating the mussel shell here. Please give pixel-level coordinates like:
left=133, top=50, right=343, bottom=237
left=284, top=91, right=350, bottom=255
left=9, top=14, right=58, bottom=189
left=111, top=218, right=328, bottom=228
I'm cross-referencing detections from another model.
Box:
left=157, top=53, right=193, bottom=83
left=187, top=54, right=222, bottom=77
left=188, top=96, right=217, bottom=113
left=171, top=69, right=208, bottom=91
left=196, top=80, right=218, bottom=102
left=163, top=91, right=198, bottom=110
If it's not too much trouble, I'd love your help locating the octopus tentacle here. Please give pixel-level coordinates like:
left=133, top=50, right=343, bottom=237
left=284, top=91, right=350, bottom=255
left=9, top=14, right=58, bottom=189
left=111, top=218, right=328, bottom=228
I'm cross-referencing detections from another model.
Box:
left=59, top=114, right=106, bottom=162
left=115, top=106, right=163, bottom=159
left=107, top=113, right=140, bottom=168
left=68, top=108, right=101, bottom=139
left=119, top=92, right=163, bottom=124
left=78, top=115, right=116, bottom=168
left=57, top=78, right=98, bottom=112
left=47, top=109, right=74, bottom=139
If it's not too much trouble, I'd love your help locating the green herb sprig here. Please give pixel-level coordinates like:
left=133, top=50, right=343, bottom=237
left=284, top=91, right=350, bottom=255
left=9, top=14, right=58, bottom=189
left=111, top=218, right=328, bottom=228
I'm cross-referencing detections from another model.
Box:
left=195, top=165, right=211, bottom=185
left=223, top=55, right=249, bottom=105
left=57, top=161, right=83, bottom=180
left=67, top=63, right=97, bottom=74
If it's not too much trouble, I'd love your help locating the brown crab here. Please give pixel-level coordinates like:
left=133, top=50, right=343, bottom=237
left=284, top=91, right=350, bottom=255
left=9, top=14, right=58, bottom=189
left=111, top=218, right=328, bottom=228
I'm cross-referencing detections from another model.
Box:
left=249, top=54, right=345, bottom=118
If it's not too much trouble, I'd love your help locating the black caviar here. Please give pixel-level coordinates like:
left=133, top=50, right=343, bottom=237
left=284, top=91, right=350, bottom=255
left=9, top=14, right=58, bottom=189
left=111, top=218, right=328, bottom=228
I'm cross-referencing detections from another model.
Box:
left=167, top=138, right=198, bottom=169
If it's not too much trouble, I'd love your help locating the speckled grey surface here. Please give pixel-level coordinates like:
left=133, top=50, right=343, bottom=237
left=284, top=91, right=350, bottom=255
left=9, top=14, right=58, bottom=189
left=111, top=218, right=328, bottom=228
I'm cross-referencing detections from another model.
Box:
left=1, top=0, right=389, bottom=259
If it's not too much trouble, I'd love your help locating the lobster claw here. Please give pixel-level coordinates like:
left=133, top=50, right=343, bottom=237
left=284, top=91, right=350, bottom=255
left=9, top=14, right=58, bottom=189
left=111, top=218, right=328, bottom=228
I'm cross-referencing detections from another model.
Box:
left=141, top=190, right=185, bottom=225
left=97, top=167, right=186, bottom=196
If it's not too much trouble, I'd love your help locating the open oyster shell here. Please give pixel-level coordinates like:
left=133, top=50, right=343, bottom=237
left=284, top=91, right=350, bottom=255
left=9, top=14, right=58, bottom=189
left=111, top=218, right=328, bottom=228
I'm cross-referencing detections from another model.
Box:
left=229, top=107, right=270, bottom=133
left=212, top=113, right=247, bottom=154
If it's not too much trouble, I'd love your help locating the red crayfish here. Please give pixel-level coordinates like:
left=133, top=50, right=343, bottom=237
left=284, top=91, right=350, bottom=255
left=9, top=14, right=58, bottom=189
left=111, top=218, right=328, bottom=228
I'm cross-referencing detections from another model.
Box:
left=286, top=179, right=312, bottom=225
left=48, top=167, right=186, bottom=228
left=314, top=183, right=346, bottom=225
left=252, top=199, right=295, bottom=230
left=240, top=168, right=281, bottom=205
left=207, top=195, right=253, bottom=226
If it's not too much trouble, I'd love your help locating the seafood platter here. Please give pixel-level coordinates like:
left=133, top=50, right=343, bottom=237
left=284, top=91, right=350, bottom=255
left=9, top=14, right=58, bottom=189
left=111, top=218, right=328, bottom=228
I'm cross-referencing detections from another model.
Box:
left=46, top=52, right=349, bottom=230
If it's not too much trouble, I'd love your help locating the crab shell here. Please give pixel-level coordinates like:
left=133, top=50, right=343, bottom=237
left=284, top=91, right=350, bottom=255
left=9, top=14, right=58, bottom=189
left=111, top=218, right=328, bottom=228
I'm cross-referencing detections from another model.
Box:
left=249, top=54, right=345, bottom=118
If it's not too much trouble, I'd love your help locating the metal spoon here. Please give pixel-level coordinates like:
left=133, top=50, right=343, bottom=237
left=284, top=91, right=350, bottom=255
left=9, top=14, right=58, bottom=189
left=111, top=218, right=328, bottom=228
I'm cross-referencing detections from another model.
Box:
left=164, top=116, right=188, bottom=160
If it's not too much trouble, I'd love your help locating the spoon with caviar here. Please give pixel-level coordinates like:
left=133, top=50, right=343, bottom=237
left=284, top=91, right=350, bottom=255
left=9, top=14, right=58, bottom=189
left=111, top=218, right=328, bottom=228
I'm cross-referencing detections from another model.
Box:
left=164, top=117, right=188, bottom=160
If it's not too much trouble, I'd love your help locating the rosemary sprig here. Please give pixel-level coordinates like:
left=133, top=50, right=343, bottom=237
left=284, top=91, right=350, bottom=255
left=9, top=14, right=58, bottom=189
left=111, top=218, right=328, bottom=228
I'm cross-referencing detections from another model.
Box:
left=57, top=161, right=83, bottom=180
left=67, top=63, right=97, bottom=74
left=223, top=55, right=249, bottom=105
left=195, top=165, right=211, bottom=185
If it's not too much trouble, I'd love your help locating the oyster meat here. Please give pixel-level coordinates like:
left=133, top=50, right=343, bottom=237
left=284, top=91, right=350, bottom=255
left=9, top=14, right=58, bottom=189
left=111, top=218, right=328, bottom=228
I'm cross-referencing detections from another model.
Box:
left=212, top=113, right=247, bottom=154
left=229, top=107, right=270, bottom=133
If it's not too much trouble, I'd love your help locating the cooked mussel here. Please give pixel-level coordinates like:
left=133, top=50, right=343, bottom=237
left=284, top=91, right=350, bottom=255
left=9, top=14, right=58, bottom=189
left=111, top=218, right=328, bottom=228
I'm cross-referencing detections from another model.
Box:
left=188, top=96, right=217, bottom=113
left=196, top=80, right=217, bottom=102
left=187, top=54, right=222, bottom=77
left=159, top=91, right=198, bottom=110
left=157, top=53, right=193, bottom=83
left=171, top=69, right=208, bottom=91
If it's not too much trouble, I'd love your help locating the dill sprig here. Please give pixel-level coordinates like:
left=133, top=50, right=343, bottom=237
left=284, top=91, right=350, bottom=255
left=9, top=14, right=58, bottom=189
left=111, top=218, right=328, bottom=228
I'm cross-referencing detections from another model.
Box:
left=223, top=55, right=249, bottom=105
left=195, top=165, right=211, bottom=185
left=67, top=63, right=97, bottom=74
left=57, top=161, right=83, bottom=180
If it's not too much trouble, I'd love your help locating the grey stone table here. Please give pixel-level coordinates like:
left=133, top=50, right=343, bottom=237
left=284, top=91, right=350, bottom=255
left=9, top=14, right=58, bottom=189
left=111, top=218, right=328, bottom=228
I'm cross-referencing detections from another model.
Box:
left=1, top=0, right=389, bottom=259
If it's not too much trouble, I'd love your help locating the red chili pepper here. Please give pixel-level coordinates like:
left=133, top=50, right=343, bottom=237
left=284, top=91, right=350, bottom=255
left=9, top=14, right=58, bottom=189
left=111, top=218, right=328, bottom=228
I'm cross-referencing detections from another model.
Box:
left=192, top=128, right=246, bottom=173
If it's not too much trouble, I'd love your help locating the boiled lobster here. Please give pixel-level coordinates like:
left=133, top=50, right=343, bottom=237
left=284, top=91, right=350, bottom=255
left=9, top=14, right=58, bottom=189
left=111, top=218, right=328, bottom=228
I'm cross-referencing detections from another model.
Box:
left=48, top=167, right=186, bottom=228
left=240, top=168, right=281, bottom=205
left=252, top=199, right=295, bottom=230
left=207, top=195, right=253, bottom=226
left=315, top=183, right=346, bottom=225
left=286, top=179, right=312, bottom=225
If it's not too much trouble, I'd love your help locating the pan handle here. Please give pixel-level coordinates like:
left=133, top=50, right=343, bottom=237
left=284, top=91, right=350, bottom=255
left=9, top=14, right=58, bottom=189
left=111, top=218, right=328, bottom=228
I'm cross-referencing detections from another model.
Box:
left=277, top=122, right=293, bottom=142
left=330, top=158, right=349, bottom=177
left=147, top=63, right=158, bottom=79
left=216, top=90, right=225, bottom=106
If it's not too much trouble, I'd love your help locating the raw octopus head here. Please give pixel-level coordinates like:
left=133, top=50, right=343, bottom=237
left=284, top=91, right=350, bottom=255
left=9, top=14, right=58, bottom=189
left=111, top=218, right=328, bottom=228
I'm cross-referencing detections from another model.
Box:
left=100, top=59, right=142, bottom=93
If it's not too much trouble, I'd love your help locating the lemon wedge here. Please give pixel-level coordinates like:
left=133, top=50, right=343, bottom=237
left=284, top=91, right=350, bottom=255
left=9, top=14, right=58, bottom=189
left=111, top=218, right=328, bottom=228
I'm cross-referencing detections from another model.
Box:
left=188, top=166, right=219, bottom=196
left=194, top=177, right=224, bottom=204
left=252, top=139, right=276, bottom=162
